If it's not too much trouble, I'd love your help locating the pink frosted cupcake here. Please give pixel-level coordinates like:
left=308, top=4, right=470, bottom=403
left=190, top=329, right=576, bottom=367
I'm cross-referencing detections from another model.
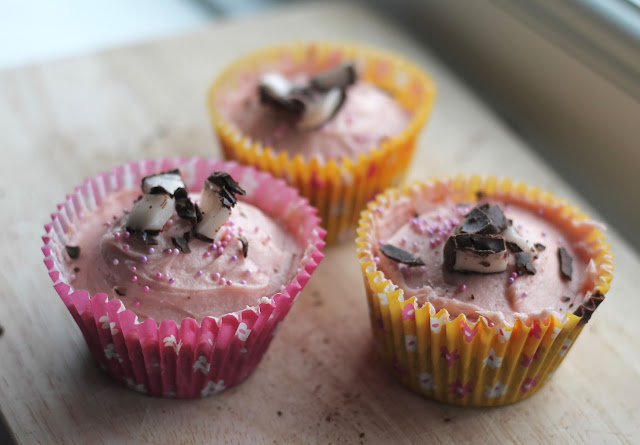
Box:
left=357, top=176, right=613, bottom=406
left=42, top=158, right=325, bottom=398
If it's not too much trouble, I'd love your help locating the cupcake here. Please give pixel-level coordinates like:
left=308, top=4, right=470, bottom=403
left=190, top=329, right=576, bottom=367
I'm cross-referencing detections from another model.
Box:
left=356, top=176, right=613, bottom=406
left=208, top=42, right=436, bottom=243
left=42, top=158, right=325, bottom=398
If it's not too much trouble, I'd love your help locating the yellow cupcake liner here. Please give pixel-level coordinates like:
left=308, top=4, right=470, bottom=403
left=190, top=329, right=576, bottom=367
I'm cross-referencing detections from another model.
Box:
left=356, top=175, right=613, bottom=406
left=208, top=41, right=436, bottom=244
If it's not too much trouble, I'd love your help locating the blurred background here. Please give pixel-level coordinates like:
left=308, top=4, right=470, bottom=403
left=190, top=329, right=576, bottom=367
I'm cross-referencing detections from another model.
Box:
left=1, top=0, right=639, bottom=251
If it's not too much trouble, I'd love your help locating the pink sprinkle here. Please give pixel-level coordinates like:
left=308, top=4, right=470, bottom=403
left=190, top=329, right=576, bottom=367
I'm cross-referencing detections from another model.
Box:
left=522, top=292, right=529, bottom=298
left=240, top=279, right=247, bottom=285
left=231, top=255, right=238, bottom=261
left=155, top=272, right=163, bottom=279
left=488, top=321, right=495, bottom=327
left=254, top=226, right=259, bottom=233
left=140, top=255, right=148, bottom=263
left=123, top=231, right=130, bottom=239
left=130, top=266, right=137, bottom=272
left=224, top=234, right=231, bottom=242
left=221, top=241, right=228, bottom=247
left=134, top=301, right=140, bottom=307
left=173, top=249, right=180, bottom=255
left=143, top=285, right=150, bottom=293
left=112, top=215, right=118, bottom=220
left=213, top=272, right=221, bottom=281
left=168, top=278, right=175, bottom=284
left=148, top=247, right=155, bottom=254
left=204, top=251, right=211, bottom=258
left=167, top=219, right=174, bottom=226
left=104, top=221, right=111, bottom=227
left=217, top=247, right=224, bottom=254
left=541, top=231, right=547, bottom=237
left=123, top=244, right=130, bottom=251
left=510, top=272, right=518, bottom=279
left=378, top=240, right=386, bottom=247
left=227, top=220, right=235, bottom=227
left=70, top=273, right=77, bottom=282
left=209, top=243, right=216, bottom=251
left=122, top=209, right=129, bottom=214
left=131, top=275, right=138, bottom=283
left=244, top=269, right=252, bottom=276
left=400, top=237, right=407, bottom=245
left=226, top=280, right=232, bottom=286
left=112, top=259, right=119, bottom=266
left=196, top=270, right=203, bottom=277
left=458, top=284, right=467, bottom=292
left=238, top=227, right=243, bottom=233
left=508, top=277, right=515, bottom=284
left=374, top=256, right=380, bottom=264
left=114, top=232, right=121, bottom=240
left=412, top=241, right=419, bottom=250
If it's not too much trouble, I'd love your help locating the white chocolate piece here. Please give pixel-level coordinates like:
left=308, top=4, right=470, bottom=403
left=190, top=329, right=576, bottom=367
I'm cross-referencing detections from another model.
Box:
left=196, top=207, right=231, bottom=240
left=141, top=171, right=185, bottom=195
left=452, top=249, right=508, bottom=273
left=259, top=72, right=294, bottom=99
left=503, top=224, right=536, bottom=254
left=297, top=87, right=345, bottom=130
left=127, top=194, right=175, bottom=231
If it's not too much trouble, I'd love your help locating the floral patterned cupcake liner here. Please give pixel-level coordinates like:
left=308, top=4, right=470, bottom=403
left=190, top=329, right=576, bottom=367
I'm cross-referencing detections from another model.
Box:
left=356, top=175, right=613, bottom=406
left=208, top=41, right=436, bottom=244
left=42, top=157, right=325, bottom=398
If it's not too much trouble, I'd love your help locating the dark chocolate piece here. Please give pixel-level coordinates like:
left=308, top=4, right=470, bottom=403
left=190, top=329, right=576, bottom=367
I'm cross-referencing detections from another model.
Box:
left=172, top=235, right=191, bottom=254
left=573, top=290, right=605, bottom=324
left=557, top=247, right=573, bottom=280
left=65, top=245, right=80, bottom=259
left=515, top=252, right=536, bottom=275
left=114, top=288, right=125, bottom=296
left=140, top=231, right=159, bottom=245
left=175, top=193, right=198, bottom=224
left=561, top=296, right=571, bottom=302
left=534, top=243, right=546, bottom=252
left=207, top=172, right=246, bottom=209
left=460, top=207, right=493, bottom=234
left=380, top=244, right=425, bottom=267
left=485, top=204, right=507, bottom=230
left=310, top=63, right=356, bottom=91
left=506, top=241, right=523, bottom=253
left=148, top=186, right=170, bottom=195
left=192, top=230, right=214, bottom=243
left=455, top=234, right=505, bottom=253
left=73, top=267, right=80, bottom=273
left=238, top=234, right=249, bottom=258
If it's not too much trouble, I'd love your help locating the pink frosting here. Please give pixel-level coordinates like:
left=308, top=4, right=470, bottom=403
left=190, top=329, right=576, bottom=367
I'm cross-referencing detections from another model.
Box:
left=65, top=188, right=304, bottom=322
left=218, top=74, right=411, bottom=163
left=374, top=198, right=600, bottom=325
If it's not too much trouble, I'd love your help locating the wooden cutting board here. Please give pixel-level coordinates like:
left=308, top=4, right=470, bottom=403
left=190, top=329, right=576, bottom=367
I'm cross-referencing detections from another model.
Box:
left=0, top=3, right=638, bottom=444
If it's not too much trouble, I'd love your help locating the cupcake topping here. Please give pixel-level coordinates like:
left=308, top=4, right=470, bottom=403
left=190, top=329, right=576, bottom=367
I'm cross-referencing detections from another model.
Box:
left=126, top=169, right=247, bottom=250
left=65, top=245, right=80, bottom=259
left=380, top=243, right=425, bottom=267
left=444, top=203, right=537, bottom=274
left=557, top=247, right=573, bottom=280
left=195, top=172, right=246, bottom=241
left=258, top=63, right=356, bottom=130
left=141, top=169, right=186, bottom=195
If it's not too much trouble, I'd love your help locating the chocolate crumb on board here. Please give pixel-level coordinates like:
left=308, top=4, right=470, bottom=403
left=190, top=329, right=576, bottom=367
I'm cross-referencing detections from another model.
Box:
left=557, top=247, right=573, bottom=280
left=238, top=234, right=249, bottom=258
left=380, top=243, right=425, bottom=267
left=277, top=411, right=282, bottom=417
left=359, top=433, right=365, bottom=438
left=0, top=324, right=4, bottom=338
left=65, top=245, right=80, bottom=259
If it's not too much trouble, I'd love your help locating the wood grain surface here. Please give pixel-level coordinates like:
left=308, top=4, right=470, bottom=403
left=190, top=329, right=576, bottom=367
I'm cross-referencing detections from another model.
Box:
left=0, top=3, right=638, bottom=444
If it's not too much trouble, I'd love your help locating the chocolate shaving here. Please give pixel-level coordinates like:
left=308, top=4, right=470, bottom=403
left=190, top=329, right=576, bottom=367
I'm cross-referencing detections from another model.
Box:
left=573, top=290, right=605, bottom=324
left=65, top=245, right=80, bottom=259
left=148, top=186, right=170, bottom=195
left=172, top=235, right=191, bottom=253
left=456, top=234, right=505, bottom=253
left=140, top=231, right=159, bottom=245
left=515, top=252, right=536, bottom=275
left=561, top=296, right=571, bottom=302
left=459, top=204, right=507, bottom=235
left=534, top=243, right=546, bottom=252
left=175, top=192, right=198, bottom=224
left=557, top=247, right=573, bottom=280
left=207, top=172, right=246, bottom=209
left=73, top=267, right=80, bottom=273
left=380, top=244, right=425, bottom=267
left=114, top=288, right=125, bottom=297
left=192, top=230, right=214, bottom=243
left=238, top=234, right=249, bottom=258
left=485, top=204, right=507, bottom=230
left=506, top=241, right=523, bottom=253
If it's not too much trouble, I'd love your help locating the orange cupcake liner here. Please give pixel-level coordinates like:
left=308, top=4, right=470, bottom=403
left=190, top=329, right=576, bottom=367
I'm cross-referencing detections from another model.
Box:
left=208, top=41, right=436, bottom=243
left=356, top=175, right=613, bottom=406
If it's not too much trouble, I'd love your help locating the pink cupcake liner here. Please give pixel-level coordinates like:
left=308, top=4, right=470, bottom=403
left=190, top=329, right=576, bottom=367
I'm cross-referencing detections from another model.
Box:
left=42, top=157, right=325, bottom=398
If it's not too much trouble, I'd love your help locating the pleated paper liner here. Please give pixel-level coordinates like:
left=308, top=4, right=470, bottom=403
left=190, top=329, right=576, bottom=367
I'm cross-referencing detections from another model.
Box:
left=42, top=158, right=325, bottom=398
left=208, top=41, right=436, bottom=244
left=356, top=175, right=613, bottom=406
